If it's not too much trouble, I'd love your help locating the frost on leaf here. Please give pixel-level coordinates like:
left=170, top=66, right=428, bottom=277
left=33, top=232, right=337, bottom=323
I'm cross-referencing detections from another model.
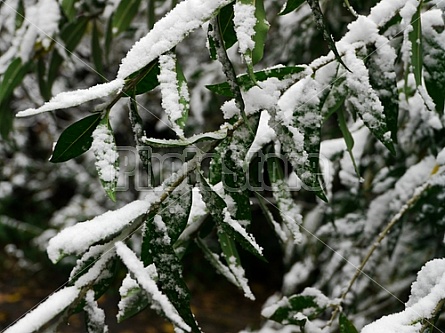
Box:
left=91, top=119, right=120, bottom=202
left=343, top=50, right=395, bottom=154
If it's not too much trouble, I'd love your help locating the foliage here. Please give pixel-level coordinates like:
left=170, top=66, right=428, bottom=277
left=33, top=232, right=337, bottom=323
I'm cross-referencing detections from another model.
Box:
left=1, top=0, right=445, bottom=332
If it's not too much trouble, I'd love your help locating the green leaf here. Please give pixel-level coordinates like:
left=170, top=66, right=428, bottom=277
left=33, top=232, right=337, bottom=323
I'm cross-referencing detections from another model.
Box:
left=127, top=59, right=160, bottom=95
left=423, top=33, right=445, bottom=115
left=409, top=0, right=423, bottom=87
left=266, top=294, right=326, bottom=325
left=279, top=0, right=305, bottom=15
left=142, top=213, right=201, bottom=332
left=92, top=19, right=105, bottom=80
left=117, top=285, right=150, bottom=322
left=306, top=0, right=349, bottom=71
left=141, top=129, right=227, bottom=147
left=218, top=3, right=237, bottom=49
left=339, top=313, right=359, bottom=333
left=91, top=117, right=119, bottom=202
left=15, top=0, right=25, bottom=29
left=112, top=0, right=142, bottom=35
left=0, top=58, right=29, bottom=104
left=206, top=65, right=305, bottom=97
left=251, top=0, right=269, bottom=65
left=337, top=108, right=360, bottom=178
left=61, top=0, right=77, bottom=21
left=50, top=113, right=102, bottom=163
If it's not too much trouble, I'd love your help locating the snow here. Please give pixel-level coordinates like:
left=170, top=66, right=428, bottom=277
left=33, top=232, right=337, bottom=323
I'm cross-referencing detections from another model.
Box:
left=92, top=123, right=119, bottom=185
left=362, top=258, right=445, bottom=333
left=84, top=290, right=109, bottom=333
left=233, top=2, right=256, bottom=55
left=115, top=241, right=191, bottom=332
left=158, top=53, right=186, bottom=138
left=117, top=0, right=233, bottom=79
left=47, top=193, right=157, bottom=262
left=3, top=286, right=79, bottom=333
left=245, top=110, right=276, bottom=163
left=16, top=79, right=125, bottom=117
left=228, top=256, right=255, bottom=300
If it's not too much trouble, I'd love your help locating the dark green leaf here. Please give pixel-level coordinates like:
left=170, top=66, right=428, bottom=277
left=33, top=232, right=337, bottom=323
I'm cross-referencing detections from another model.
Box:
left=218, top=3, right=237, bottom=49
left=128, top=59, right=160, bottom=95
left=206, top=65, right=305, bottom=97
left=339, top=313, right=359, bottom=333
left=112, top=0, right=142, bottom=35
left=207, top=23, right=218, bottom=60
left=92, top=19, right=105, bottom=81
left=279, top=0, right=305, bottom=15
left=15, top=0, right=25, bottom=29
left=0, top=58, right=29, bottom=104
left=50, top=113, right=102, bottom=163
left=37, top=58, right=51, bottom=101
left=306, top=0, right=349, bottom=71
left=175, top=59, right=189, bottom=131
left=409, top=1, right=423, bottom=87
left=61, top=0, right=77, bottom=21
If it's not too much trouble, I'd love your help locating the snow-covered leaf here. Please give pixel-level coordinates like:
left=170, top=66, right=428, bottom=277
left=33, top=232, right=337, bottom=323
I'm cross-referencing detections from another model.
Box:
left=206, top=65, right=305, bottom=97
left=158, top=52, right=189, bottom=138
left=344, top=51, right=395, bottom=155
left=117, top=274, right=150, bottom=322
left=84, top=290, right=109, bottom=333
left=115, top=242, right=191, bottom=332
left=112, top=0, right=142, bottom=36
left=409, top=1, right=423, bottom=87
left=337, top=108, right=360, bottom=178
left=267, top=156, right=303, bottom=243
left=50, top=113, right=102, bottom=163
left=279, top=0, right=305, bottom=16
left=141, top=128, right=227, bottom=147
left=91, top=117, right=120, bottom=202
left=142, top=214, right=201, bottom=332
left=366, top=43, right=399, bottom=143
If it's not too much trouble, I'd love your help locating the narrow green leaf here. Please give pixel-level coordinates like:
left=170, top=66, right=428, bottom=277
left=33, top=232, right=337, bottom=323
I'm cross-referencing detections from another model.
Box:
left=91, top=117, right=120, bottom=202
left=218, top=3, right=237, bottom=49
left=112, top=0, right=142, bottom=35
left=206, top=65, right=305, bottom=97
left=92, top=19, right=105, bottom=80
left=0, top=58, right=29, bottom=104
left=337, top=108, right=360, bottom=178
left=306, top=0, right=349, bottom=71
left=61, top=0, right=77, bottom=21
left=409, top=0, right=423, bottom=87
left=207, top=23, right=218, bottom=60
left=279, top=0, right=305, bottom=15
left=339, top=313, right=359, bottom=333
left=37, top=58, right=51, bottom=101
left=15, top=0, right=25, bottom=29
left=251, top=0, right=269, bottom=65
left=423, top=33, right=445, bottom=115
left=117, top=285, right=150, bottom=322
left=50, top=113, right=102, bottom=163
